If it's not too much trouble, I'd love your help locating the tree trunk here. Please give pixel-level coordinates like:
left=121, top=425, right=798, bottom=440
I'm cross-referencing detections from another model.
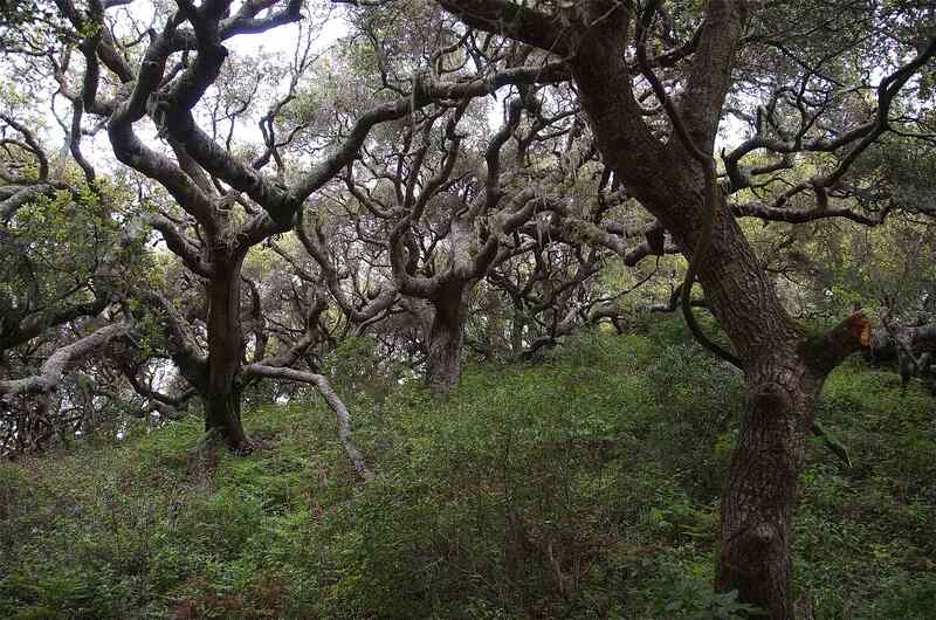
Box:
left=204, top=255, right=251, bottom=451
left=426, top=280, right=471, bottom=395
left=716, top=348, right=821, bottom=618
left=715, top=311, right=869, bottom=618
left=566, top=13, right=867, bottom=615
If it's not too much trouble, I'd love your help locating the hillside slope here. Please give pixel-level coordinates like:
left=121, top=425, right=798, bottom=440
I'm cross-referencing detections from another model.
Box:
left=2, top=333, right=934, bottom=619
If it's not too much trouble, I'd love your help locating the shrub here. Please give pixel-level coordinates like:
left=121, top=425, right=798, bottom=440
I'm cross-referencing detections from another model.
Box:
left=1, top=333, right=932, bottom=618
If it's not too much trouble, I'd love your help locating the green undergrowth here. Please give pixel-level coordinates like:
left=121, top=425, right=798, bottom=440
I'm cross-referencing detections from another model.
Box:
left=1, top=330, right=934, bottom=619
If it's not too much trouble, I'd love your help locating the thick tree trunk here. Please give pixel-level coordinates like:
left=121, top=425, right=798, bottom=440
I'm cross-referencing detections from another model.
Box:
left=204, top=256, right=251, bottom=451
left=566, top=11, right=866, bottom=615
left=426, top=280, right=471, bottom=395
left=716, top=348, right=821, bottom=618
left=716, top=313, right=868, bottom=618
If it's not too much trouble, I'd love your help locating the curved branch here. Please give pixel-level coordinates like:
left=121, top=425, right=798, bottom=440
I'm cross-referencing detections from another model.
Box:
left=732, top=200, right=892, bottom=226
left=146, top=214, right=214, bottom=277
left=0, top=321, right=131, bottom=398
left=243, top=363, right=374, bottom=481
left=294, top=211, right=398, bottom=322
left=0, top=290, right=111, bottom=352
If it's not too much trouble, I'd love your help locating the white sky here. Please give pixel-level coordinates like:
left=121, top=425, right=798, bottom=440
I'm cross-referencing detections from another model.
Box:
left=25, top=1, right=351, bottom=171
left=8, top=0, right=763, bottom=184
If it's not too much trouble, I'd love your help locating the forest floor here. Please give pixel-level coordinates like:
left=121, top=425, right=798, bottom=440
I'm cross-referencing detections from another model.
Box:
left=2, top=327, right=935, bottom=619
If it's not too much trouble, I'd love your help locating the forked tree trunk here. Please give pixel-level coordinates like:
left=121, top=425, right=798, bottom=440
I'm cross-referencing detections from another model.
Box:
left=426, top=280, right=472, bottom=395
left=204, top=255, right=251, bottom=451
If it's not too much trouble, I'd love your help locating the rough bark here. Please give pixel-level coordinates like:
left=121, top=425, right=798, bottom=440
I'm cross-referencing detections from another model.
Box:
left=717, top=314, right=869, bottom=617
left=203, top=255, right=250, bottom=451
left=426, top=280, right=472, bottom=395
left=717, top=349, right=817, bottom=618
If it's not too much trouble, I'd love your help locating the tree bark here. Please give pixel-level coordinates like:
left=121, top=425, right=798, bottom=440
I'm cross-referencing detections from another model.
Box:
left=716, top=313, right=869, bottom=617
left=426, top=279, right=472, bottom=395
left=716, top=348, right=818, bottom=618
left=203, top=255, right=251, bottom=451
left=567, top=7, right=865, bottom=616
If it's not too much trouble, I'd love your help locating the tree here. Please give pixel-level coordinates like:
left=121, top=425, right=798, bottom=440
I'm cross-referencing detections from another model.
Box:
left=302, top=87, right=585, bottom=393
left=431, top=0, right=935, bottom=616
left=292, top=16, right=674, bottom=389
left=28, top=0, right=571, bottom=451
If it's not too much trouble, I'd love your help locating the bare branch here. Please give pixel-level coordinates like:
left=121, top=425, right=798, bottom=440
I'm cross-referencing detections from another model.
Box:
left=0, top=322, right=131, bottom=398
left=243, top=363, right=374, bottom=481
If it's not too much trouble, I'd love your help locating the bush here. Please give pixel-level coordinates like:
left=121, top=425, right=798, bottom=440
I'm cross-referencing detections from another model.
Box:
left=1, top=333, right=933, bottom=618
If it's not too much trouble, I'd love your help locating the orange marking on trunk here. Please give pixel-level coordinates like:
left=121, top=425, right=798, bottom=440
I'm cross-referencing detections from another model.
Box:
left=845, top=312, right=871, bottom=348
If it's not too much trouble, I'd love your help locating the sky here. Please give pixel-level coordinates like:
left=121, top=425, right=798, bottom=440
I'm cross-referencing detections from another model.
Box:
left=15, top=0, right=351, bottom=172
left=9, top=0, right=761, bottom=188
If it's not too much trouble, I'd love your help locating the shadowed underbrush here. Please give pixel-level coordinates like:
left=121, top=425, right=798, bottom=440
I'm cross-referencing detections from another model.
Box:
left=1, top=329, right=934, bottom=619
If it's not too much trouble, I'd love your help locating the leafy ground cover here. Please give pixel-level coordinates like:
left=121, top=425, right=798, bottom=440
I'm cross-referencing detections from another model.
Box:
left=1, top=329, right=933, bottom=619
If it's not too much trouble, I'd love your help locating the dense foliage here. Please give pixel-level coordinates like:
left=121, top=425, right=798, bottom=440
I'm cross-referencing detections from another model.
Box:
left=2, top=330, right=933, bottom=619
left=1, top=0, right=934, bottom=615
